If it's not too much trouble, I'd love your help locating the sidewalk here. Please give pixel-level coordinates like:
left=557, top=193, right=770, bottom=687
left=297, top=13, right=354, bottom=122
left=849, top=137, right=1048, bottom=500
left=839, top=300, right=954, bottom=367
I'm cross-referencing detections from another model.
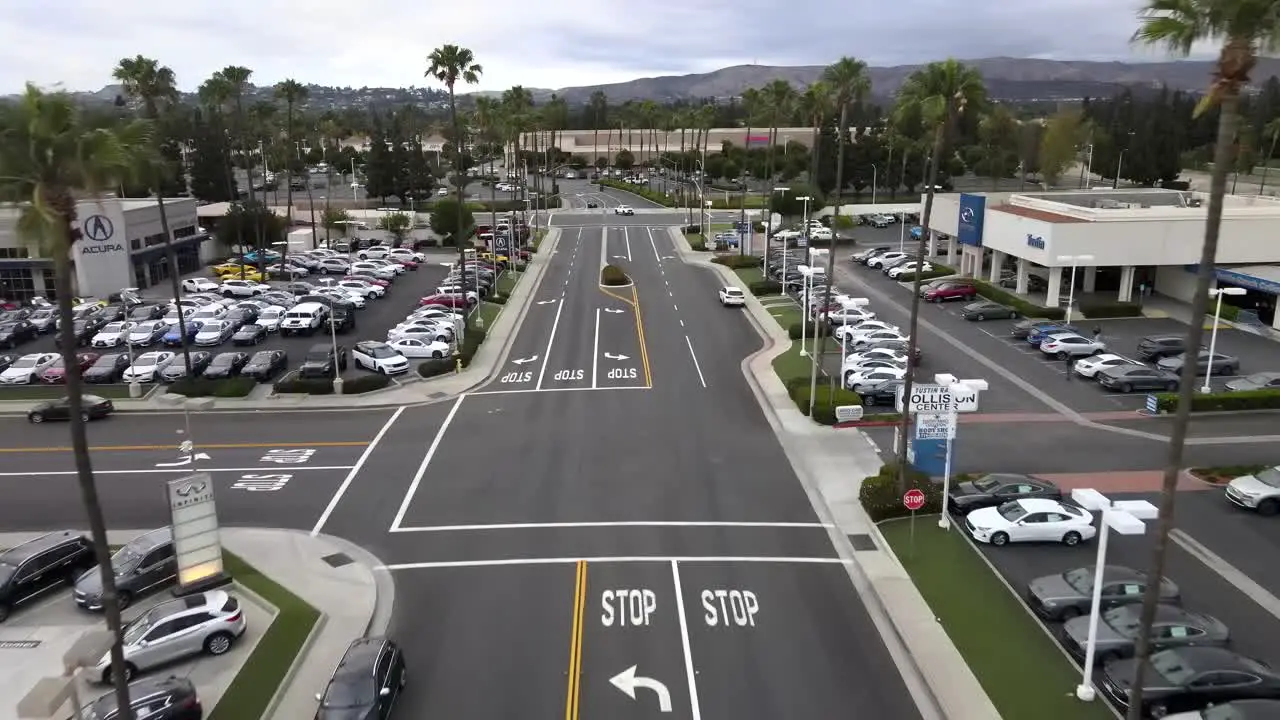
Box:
left=669, top=229, right=999, bottom=720
left=0, top=527, right=392, bottom=720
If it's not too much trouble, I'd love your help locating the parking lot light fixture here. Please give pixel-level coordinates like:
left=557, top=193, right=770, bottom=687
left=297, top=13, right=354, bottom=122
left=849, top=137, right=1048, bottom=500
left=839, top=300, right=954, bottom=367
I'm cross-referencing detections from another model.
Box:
left=933, top=374, right=988, bottom=530
left=1068, top=488, right=1158, bottom=702
left=1055, top=254, right=1095, bottom=325
left=1203, top=287, right=1248, bottom=393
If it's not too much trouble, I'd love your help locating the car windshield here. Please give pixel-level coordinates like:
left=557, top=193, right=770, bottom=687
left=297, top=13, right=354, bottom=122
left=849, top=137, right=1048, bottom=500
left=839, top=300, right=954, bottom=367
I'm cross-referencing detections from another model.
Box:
left=202, top=322, right=225, bottom=332
left=212, top=354, right=237, bottom=366
left=1063, top=568, right=1094, bottom=594
left=321, top=673, right=375, bottom=708
left=12, top=357, right=37, bottom=368
left=32, top=309, right=53, bottom=319
left=134, top=355, right=159, bottom=367
left=133, top=323, right=156, bottom=333
left=1254, top=467, right=1280, bottom=488
left=996, top=502, right=1026, bottom=522
left=250, top=352, right=274, bottom=363
left=261, top=309, right=282, bottom=318
left=1102, top=608, right=1142, bottom=637
left=92, top=356, right=119, bottom=368
left=111, top=546, right=142, bottom=572
left=236, top=325, right=256, bottom=333
left=973, top=477, right=1000, bottom=492
left=121, top=608, right=159, bottom=643
left=1149, top=650, right=1195, bottom=685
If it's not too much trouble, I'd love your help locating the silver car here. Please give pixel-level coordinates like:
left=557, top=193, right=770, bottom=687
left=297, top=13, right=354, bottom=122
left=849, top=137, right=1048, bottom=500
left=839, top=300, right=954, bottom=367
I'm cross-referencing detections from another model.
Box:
left=93, top=589, right=247, bottom=683
left=73, top=528, right=176, bottom=611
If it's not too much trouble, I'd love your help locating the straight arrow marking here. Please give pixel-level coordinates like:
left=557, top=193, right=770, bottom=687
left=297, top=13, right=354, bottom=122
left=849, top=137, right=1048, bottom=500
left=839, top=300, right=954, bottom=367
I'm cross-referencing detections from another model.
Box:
left=536, top=299, right=557, bottom=305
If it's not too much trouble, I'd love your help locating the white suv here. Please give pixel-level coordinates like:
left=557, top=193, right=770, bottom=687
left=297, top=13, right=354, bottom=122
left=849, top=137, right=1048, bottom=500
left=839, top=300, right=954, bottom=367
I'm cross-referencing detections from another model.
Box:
left=718, top=286, right=746, bottom=306
left=614, top=205, right=635, bottom=216
left=220, top=280, right=266, bottom=297
left=279, top=302, right=329, bottom=336
left=353, top=340, right=410, bottom=375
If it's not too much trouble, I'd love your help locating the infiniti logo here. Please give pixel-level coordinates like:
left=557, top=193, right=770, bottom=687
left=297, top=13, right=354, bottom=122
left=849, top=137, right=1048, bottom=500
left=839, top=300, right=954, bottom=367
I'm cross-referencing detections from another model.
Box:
left=175, top=481, right=207, bottom=496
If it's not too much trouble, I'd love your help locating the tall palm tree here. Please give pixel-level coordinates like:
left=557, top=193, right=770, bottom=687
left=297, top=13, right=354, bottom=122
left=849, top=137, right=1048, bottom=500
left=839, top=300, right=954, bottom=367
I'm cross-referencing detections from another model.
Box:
left=890, top=59, right=987, bottom=490
left=275, top=79, right=308, bottom=271
left=427, top=44, right=483, bottom=326
left=1125, top=4, right=1280, bottom=716
left=197, top=76, right=238, bottom=207
left=589, top=91, right=608, bottom=169
left=761, top=79, right=796, bottom=219
left=799, top=82, right=834, bottom=191
left=113, top=56, right=195, bottom=383
left=502, top=86, right=533, bottom=222
left=814, top=58, right=871, bottom=384
left=214, top=66, right=256, bottom=277
left=738, top=87, right=763, bottom=233
left=0, top=85, right=150, bottom=720
left=473, top=96, right=502, bottom=253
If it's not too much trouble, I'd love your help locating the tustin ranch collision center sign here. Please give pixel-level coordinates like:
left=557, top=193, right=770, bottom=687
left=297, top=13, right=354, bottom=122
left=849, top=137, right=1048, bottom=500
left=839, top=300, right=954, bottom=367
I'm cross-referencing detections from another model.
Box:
left=898, top=384, right=980, bottom=413
left=79, top=214, right=124, bottom=255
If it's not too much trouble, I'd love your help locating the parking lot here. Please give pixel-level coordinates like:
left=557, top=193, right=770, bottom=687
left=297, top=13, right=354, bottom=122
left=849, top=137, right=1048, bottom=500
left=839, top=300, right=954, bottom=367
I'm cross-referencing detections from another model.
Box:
left=0, top=251, right=468, bottom=397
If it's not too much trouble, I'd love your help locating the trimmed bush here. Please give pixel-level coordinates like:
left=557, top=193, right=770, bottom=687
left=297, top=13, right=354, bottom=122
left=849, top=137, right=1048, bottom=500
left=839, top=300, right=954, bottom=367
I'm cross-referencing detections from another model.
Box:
left=598, top=179, right=676, bottom=206
left=1079, top=300, right=1143, bottom=318
left=601, top=264, right=631, bottom=286
left=711, top=254, right=763, bottom=269
left=168, top=376, right=256, bottom=398
left=859, top=464, right=945, bottom=522
left=1154, top=388, right=1280, bottom=413
left=1218, top=303, right=1241, bottom=322
left=686, top=235, right=708, bottom=251
left=787, top=321, right=830, bottom=340
left=488, top=294, right=509, bottom=305
left=971, top=278, right=1065, bottom=320
left=417, top=359, right=455, bottom=379
left=457, top=328, right=487, bottom=367
left=683, top=224, right=702, bottom=234
left=748, top=280, right=782, bottom=296
left=832, top=214, right=855, bottom=229
left=895, top=269, right=954, bottom=283
left=789, top=383, right=865, bottom=425
left=273, top=373, right=391, bottom=395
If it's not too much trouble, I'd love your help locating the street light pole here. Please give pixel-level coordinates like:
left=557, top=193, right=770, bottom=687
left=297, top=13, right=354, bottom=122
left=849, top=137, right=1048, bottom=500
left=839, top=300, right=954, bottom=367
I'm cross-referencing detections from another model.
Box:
left=1056, top=254, right=1095, bottom=325
left=1203, top=287, right=1247, bottom=393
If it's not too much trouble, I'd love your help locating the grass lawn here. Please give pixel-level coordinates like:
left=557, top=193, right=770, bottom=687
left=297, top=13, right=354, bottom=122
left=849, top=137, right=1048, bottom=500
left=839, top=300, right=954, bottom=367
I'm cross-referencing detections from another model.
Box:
left=206, top=552, right=321, bottom=720
left=496, top=270, right=518, bottom=295
left=878, top=521, right=1113, bottom=720
left=709, top=222, right=734, bottom=232
left=532, top=228, right=547, bottom=250
left=733, top=267, right=764, bottom=285
left=684, top=233, right=708, bottom=250
left=0, top=384, right=137, bottom=401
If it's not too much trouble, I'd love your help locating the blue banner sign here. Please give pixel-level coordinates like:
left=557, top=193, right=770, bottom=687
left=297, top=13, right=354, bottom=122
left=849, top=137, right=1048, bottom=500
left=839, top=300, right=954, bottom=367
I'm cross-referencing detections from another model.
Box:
left=1185, top=265, right=1280, bottom=295
left=957, top=194, right=986, bottom=247
left=1026, top=234, right=1045, bottom=249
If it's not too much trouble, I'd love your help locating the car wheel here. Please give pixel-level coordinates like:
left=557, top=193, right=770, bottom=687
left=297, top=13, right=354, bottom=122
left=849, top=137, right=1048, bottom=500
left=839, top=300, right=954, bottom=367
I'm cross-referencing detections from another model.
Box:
left=1149, top=704, right=1169, bottom=719
left=975, top=313, right=985, bottom=321
left=377, top=366, right=386, bottom=375
left=1226, top=365, right=1238, bottom=376
left=990, top=532, right=1010, bottom=546
left=0, top=602, right=11, bottom=622
left=205, top=631, right=234, bottom=655
left=1121, top=383, right=1133, bottom=393
left=80, top=411, right=90, bottom=423
left=223, top=290, right=234, bottom=297
left=1062, top=531, right=1082, bottom=546
left=116, top=590, right=132, bottom=610
left=28, top=412, right=43, bottom=423
left=432, top=351, right=443, bottom=359
left=1059, top=606, right=1082, bottom=621
left=1056, top=351, right=1069, bottom=360
left=1257, top=499, right=1280, bottom=516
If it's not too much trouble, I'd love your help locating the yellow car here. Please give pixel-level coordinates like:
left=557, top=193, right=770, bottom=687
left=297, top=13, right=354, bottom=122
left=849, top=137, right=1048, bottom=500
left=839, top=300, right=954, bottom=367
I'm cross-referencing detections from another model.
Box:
left=216, top=268, right=267, bottom=283
left=211, top=262, right=248, bottom=276
left=480, top=252, right=509, bottom=264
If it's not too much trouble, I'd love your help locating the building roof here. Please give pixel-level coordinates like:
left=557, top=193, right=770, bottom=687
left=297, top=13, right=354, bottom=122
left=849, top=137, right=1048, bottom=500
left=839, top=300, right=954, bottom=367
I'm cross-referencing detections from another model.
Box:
left=990, top=204, right=1088, bottom=224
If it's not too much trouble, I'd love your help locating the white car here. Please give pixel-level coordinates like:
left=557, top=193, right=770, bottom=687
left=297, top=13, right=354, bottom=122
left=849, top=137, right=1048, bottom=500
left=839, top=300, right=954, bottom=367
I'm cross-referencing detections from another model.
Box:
left=387, top=337, right=451, bottom=359
left=357, top=246, right=391, bottom=260
left=350, top=262, right=396, bottom=280
left=181, top=278, right=220, bottom=293
left=851, top=330, right=908, bottom=348
left=614, top=205, right=635, bottom=215
left=122, top=351, right=177, bottom=383
left=127, top=321, right=166, bottom=346
left=389, top=323, right=454, bottom=343
left=163, top=307, right=196, bottom=327
left=1072, top=353, right=1137, bottom=379
left=833, top=320, right=900, bottom=342
left=843, top=366, right=907, bottom=392
left=843, top=348, right=909, bottom=367
left=191, top=305, right=228, bottom=323
left=220, top=280, right=266, bottom=297
left=387, top=248, right=426, bottom=263
left=368, top=258, right=406, bottom=275
left=867, top=251, right=907, bottom=268
left=887, top=261, right=933, bottom=279
left=352, top=341, right=410, bottom=375
left=964, top=499, right=1097, bottom=547
left=319, top=289, right=367, bottom=308
left=0, top=352, right=59, bottom=384
left=408, top=307, right=463, bottom=324
left=337, top=280, right=385, bottom=299
left=91, top=321, right=136, bottom=348
left=718, top=286, right=746, bottom=306
left=1040, top=333, right=1106, bottom=359
left=435, top=286, right=479, bottom=304
left=255, top=306, right=287, bottom=332
left=194, top=320, right=234, bottom=346
left=809, top=226, right=833, bottom=241
left=823, top=306, right=876, bottom=325
left=265, top=263, right=308, bottom=278
left=315, top=258, right=351, bottom=274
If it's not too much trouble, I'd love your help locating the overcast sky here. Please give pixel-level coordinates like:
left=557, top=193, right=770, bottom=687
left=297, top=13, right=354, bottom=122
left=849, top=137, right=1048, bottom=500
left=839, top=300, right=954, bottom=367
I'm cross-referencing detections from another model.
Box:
left=1, top=0, right=1190, bottom=95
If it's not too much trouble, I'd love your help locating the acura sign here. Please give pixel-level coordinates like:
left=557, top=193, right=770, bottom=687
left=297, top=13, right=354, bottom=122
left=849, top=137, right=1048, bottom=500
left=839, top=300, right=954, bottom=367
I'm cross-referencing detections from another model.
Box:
left=80, top=214, right=125, bottom=254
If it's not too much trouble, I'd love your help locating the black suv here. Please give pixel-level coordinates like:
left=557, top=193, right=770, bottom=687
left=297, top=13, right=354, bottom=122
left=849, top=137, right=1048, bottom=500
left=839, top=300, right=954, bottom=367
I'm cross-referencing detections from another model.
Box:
left=82, top=675, right=202, bottom=720
left=328, top=307, right=356, bottom=334
left=1137, top=335, right=1192, bottom=361
left=317, top=636, right=407, bottom=720
left=299, top=343, right=348, bottom=378
left=0, top=530, right=95, bottom=622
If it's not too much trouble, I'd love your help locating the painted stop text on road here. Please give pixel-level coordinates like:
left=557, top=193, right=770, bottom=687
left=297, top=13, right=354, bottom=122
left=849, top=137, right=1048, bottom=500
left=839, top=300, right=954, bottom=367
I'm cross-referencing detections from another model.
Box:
left=702, top=589, right=759, bottom=627
left=230, top=448, right=318, bottom=492
left=601, top=588, right=657, bottom=626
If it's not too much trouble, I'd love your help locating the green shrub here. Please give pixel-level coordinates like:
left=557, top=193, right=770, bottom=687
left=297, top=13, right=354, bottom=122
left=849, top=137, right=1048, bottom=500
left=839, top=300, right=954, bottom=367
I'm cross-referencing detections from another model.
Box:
left=417, top=359, right=455, bottom=379
left=971, top=279, right=1065, bottom=320
left=598, top=179, right=676, bottom=207
left=895, top=269, right=953, bottom=283
left=601, top=264, right=631, bottom=286
left=1079, top=300, right=1143, bottom=318
left=168, top=376, right=257, bottom=398
left=789, top=383, right=864, bottom=425
left=488, top=294, right=509, bottom=305
left=273, top=373, right=390, bottom=395
left=859, top=465, right=945, bottom=522
left=1154, top=388, right=1280, bottom=413
left=748, top=280, right=782, bottom=296
left=787, top=321, right=830, bottom=340
left=1218, top=303, right=1241, bottom=322
left=685, top=235, right=708, bottom=251
left=457, top=328, right=487, bottom=367
left=711, top=254, right=763, bottom=269
left=683, top=224, right=702, bottom=234
left=343, top=374, right=392, bottom=394
left=832, top=214, right=855, bottom=229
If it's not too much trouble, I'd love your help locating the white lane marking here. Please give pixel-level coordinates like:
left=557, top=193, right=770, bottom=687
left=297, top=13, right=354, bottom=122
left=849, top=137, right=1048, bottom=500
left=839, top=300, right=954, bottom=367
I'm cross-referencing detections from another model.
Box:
left=388, top=394, right=466, bottom=531
left=1173, top=529, right=1280, bottom=623
left=685, top=335, right=708, bottom=388
left=535, top=298, right=565, bottom=390
left=672, top=561, right=704, bottom=720
left=625, top=225, right=633, bottom=262
left=381, top=556, right=851, bottom=570
left=592, top=307, right=601, bottom=390
left=647, top=226, right=662, bottom=265
left=390, top=520, right=832, bottom=533
left=311, top=406, right=405, bottom=536
left=0, top=466, right=357, bottom=477
left=469, top=386, right=651, bottom=396
left=679, top=319, right=685, bottom=327
left=673, top=304, right=679, bottom=312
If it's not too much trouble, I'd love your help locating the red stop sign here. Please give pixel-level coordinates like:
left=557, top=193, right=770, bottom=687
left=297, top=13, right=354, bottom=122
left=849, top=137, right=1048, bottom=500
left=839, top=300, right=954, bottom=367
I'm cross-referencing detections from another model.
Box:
left=903, top=489, right=926, bottom=511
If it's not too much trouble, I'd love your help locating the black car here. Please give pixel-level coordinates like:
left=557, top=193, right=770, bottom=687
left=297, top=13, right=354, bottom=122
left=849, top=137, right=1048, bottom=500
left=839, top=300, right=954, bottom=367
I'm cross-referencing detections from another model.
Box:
left=0, top=530, right=95, bottom=622
left=242, top=350, right=287, bottom=381
left=203, top=351, right=250, bottom=379
left=1097, top=364, right=1180, bottom=393
left=857, top=379, right=903, bottom=407
left=1101, top=647, right=1280, bottom=718
left=586, top=201, right=599, bottom=208
left=1137, top=335, right=1191, bottom=361
left=0, top=319, right=38, bottom=348
left=328, top=307, right=356, bottom=334
left=299, top=343, right=348, bottom=378
left=227, top=306, right=260, bottom=326
left=56, top=317, right=104, bottom=348
left=286, top=281, right=317, bottom=295
left=74, top=527, right=176, bottom=611
left=127, top=304, right=166, bottom=322
left=159, top=351, right=213, bottom=382
left=1010, top=317, right=1053, bottom=339
left=1061, top=604, right=1230, bottom=665
left=960, top=301, right=1018, bottom=321
left=1026, top=565, right=1180, bottom=621
left=232, top=323, right=268, bottom=346
left=83, top=353, right=131, bottom=383
left=0, top=354, right=15, bottom=373
left=947, top=473, right=1062, bottom=515
left=316, top=637, right=407, bottom=720
left=27, top=395, right=114, bottom=423
left=81, top=675, right=202, bottom=720
left=95, top=304, right=126, bottom=323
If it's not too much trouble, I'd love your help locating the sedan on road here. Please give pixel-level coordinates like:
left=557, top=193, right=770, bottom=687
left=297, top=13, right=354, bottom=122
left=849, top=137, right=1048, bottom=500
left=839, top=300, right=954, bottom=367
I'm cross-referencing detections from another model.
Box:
left=947, top=473, right=1062, bottom=515
left=1072, top=353, right=1140, bottom=379
left=159, top=352, right=213, bottom=382
left=614, top=205, right=635, bottom=216
left=1097, top=364, right=1180, bottom=393
left=315, top=637, right=406, bottom=720
left=203, top=351, right=250, bottom=379
left=960, top=301, right=1017, bottom=321
left=1157, top=350, right=1240, bottom=377
left=1025, top=565, right=1179, bottom=621
left=964, top=498, right=1095, bottom=546
left=1061, top=605, right=1229, bottom=666
left=1224, top=465, right=1280, bottom=515
left=123, top=351, right=177, bottom=383
left=28, top=395, right=114, bottom=423
left=241, top=350, right=287, bottom=381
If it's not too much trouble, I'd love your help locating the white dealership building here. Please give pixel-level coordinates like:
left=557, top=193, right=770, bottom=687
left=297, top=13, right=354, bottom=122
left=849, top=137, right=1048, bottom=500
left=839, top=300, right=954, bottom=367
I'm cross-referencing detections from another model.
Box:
left=920, top=188, right=1280, bottom=330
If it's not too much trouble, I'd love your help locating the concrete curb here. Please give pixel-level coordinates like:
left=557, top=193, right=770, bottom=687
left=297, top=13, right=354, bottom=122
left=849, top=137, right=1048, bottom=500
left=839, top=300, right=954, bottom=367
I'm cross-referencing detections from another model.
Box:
left=318, top=533, right=397, bottom=637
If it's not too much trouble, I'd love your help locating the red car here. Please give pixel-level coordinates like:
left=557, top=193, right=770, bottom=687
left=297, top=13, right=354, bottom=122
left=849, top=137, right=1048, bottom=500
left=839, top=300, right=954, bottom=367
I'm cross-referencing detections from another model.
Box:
left=391, top=259, right=419, bottom=270
left=921, top=280, right=977, bottom=303
left=38, top=352, right=99, bottom=384
left=419, top=294, right=469, bottom=309
left=343, top=274, right=390, bottom=288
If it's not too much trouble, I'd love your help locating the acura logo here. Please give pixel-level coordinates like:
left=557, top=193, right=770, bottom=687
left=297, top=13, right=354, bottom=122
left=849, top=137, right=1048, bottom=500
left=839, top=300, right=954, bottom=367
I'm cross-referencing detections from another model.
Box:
left=959, top=207, right=975, bottom=223
left=175, top=481, right=207, bottom=496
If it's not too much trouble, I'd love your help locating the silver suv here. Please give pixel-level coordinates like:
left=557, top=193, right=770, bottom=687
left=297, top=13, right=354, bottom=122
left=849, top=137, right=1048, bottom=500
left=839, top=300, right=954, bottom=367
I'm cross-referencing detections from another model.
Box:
left=93, top=589, right=247, bottom=683
left=74, top=528, right=176, bottom=611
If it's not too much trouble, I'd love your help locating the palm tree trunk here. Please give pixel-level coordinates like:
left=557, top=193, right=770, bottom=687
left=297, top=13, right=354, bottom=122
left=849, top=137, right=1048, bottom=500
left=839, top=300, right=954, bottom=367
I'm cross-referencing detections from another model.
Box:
left=1124, top=91, right=1240, bottom=720
left=448, top=85, right=470, bottom=329
left=1260, top=130, right=1278, bottom=195
left=739, top=120, right=752, bottom=252
left=895, top=120, right=948, bottom=491
left=810, top=117, right=821, bottom=189
left=282, top=100, right=294, bottom=278
left=52, top=223, right=132, bottom=715
left=305, top=179, right=319, bottom=249
left=155, top=195, right=194, bottom=380
left=816, top=104, right=848, bottom=395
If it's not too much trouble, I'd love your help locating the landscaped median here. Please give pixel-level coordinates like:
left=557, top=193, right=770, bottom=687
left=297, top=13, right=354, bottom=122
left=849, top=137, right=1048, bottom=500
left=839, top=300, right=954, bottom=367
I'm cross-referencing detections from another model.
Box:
left=1151, top=387, right=1280, bottom=413
left=596, top=178, right=767, bottom=209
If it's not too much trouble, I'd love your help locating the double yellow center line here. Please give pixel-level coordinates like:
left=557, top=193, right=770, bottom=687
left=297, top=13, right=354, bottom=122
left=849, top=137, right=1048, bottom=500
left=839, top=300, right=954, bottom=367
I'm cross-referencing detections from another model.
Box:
left=564, top=560, right=587, bottom=720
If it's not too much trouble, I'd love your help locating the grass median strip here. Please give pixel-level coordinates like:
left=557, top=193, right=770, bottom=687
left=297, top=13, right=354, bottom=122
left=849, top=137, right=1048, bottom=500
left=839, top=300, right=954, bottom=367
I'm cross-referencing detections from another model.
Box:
left=878, top=520, right=1113, bottom=720
left=0, top=384, right=137, bottom=400
left=208, top=551, right=321, bottom=720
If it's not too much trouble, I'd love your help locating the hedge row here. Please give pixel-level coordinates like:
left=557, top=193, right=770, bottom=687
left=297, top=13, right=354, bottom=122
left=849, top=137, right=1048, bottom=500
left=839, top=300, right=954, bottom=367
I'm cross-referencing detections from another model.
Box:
left=597, top=179, right=675, bottom=206
left=748, top=280, right=782, bottom=296
left=859, top=465, right=947, bottom=522
left=971, top=278, right=1065, bottom=320
left=1153, top=388, right=1280, bottom=413
left=787, top=321, right=830, bottom=340
left=781, top=375, right=864, bottom=425
left=417, top=358, right=455, bottom=379
left=273, top=373, right=392, bottom=395
left=686, top=234, right=709, bottom=251
left=601, top=264, right=630, bottom=286
left=1218, top=303, right=1241, bottom=322
left=710, top=254, right=763, bottom=269
left=168, top=376, right=257, bottom=398
left=1079, top=299, right=1144, bottom=318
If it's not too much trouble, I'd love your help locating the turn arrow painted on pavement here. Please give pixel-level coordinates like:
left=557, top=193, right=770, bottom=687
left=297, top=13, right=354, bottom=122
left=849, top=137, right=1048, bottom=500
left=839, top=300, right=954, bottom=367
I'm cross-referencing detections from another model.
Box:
left=603, top=353, right=630, bottom=361
left=155, top=452, right=211, bottom=468
left=603, top=308, right=625, bottom=314
left=511, top=356, right=538, bottom=365
left=536, top=299, right=557, bottom=305
left=609, top=665, right=672, bottom=712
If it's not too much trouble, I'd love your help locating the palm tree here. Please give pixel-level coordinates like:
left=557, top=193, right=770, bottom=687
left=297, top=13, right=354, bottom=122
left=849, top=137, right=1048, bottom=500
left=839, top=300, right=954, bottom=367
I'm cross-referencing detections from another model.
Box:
left=113, top=56, right=195, bottom=384
left=761, top=79, right=796, bottom=217
left=738, top=87, right=762, bottom=233
left=473, top=96, right=502, bottom=253
left=814, top=57, right=871, bottom=386
left=589, top=91, right=608, bottom=170
left=1259, top=116, right=1280, bottom=194
left=427, top=44, right=483, bottom=325
left=502, top=86, right=533, bottom=223
left=197, top=76, right=238, bottom=207
left=0, top=84, right=150, bottom=720
left=1124, top=5, right=1280, bottom=716
left=213, top=67, right=256, bottom=277
left=889, top=59, right=986, bottom=489
left=799, top=82, right=834, bottom=191
left=275, top=79, right=308, bottom=272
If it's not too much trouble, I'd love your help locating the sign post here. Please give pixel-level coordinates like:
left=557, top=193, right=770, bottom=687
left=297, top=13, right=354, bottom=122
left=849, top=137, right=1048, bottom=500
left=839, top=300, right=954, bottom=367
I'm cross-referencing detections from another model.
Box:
left=165, top=473, right=231, bottom=596
left=903, top=488, right=926, bottom=557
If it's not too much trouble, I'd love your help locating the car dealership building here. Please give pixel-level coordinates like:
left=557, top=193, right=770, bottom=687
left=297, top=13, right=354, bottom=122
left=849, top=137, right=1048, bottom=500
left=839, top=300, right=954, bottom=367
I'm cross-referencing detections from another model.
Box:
left=922, top=188, right=1280, bottom=330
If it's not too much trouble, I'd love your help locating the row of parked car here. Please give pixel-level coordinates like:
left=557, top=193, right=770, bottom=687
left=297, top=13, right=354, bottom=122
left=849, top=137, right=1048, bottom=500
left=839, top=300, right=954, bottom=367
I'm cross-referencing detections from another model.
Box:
left=207, top=244, right=425, bottom=283
left=0, top=528, right=407, bottom=720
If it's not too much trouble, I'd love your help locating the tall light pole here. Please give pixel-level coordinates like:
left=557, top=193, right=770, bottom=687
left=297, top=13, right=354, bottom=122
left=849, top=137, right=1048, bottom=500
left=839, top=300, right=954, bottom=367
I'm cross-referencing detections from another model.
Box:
left=766, top=186, right=790, bottom=275
left=1056, top=254, right=1094, bottom=325
left=1069, top=489, right=1157, bottom=703
left=1203, top=287, right=1247, bottom=393
left=869, top=164, right=878, bottom=211
left=932, top=373, right=989, bottom=530
left=1113, top=132, right=1135, bottom=190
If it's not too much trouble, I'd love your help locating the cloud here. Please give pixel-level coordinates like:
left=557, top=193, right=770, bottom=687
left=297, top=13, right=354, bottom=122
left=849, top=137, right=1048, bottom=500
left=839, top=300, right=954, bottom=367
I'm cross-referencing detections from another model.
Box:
left=0, top=0, right=1188, bottom=95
